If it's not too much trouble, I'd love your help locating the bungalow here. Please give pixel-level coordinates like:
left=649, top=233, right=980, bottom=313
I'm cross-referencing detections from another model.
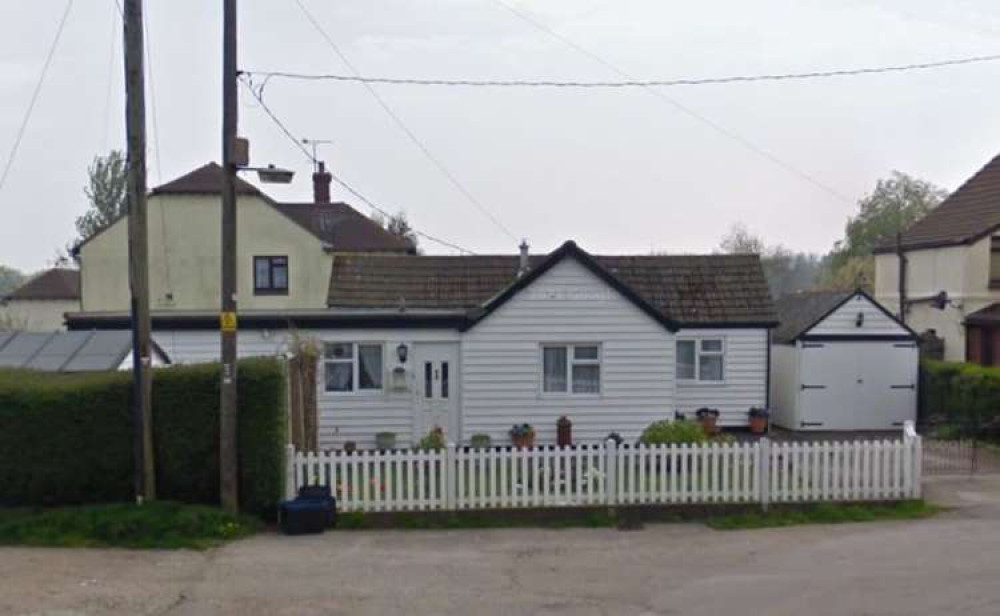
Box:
left=0, top=268, right=80, bottom=332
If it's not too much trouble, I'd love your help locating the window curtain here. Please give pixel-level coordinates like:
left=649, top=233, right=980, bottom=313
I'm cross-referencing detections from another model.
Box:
left=543, top=347, right=567, bottom=392
left=572, top=365, right=600, bottom=393
left=325, top=362, right=352, bottom=392
left=358, top=345, right=383, bottom=389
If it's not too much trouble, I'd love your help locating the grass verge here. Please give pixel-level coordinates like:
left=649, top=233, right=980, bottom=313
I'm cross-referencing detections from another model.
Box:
left=0, top=501, right=259, bottom=549
left=706, top=500, right=939, bottom=530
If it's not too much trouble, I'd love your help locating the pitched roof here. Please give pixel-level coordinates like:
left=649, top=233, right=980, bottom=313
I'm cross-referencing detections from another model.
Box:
left=273, top=203, right=414, bottom=253
left=875, top=153, right=1000, bottom=253
left=328, top=241, right=777, bottom=327
left=146, top=163, right=411, bottom=254
left=150, top=162, right=265, bottom=197
left=4, top=268, right=80, bottom=301
left=964, top=302, right=1000, bottom=326
left=772, top=290, right=853, bottom=343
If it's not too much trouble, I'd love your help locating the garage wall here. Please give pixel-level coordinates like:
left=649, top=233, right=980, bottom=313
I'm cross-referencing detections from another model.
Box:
left=809, top=294, right=909, bottom=337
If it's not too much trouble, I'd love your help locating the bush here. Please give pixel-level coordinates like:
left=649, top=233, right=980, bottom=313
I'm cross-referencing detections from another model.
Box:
left=417, top=426, right=446, bottom=451
left=639, top=419, right=707, bottom=445
left=920, top=360, right=1000, bottom=434
left=0, top=357, right=286, bottom=518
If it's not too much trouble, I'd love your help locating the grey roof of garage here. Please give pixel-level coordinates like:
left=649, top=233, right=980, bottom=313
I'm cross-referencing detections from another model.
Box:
left=772, top=291, right=854, bottom=343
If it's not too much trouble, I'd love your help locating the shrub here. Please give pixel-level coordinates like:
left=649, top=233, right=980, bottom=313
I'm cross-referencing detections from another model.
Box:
left=417, top=426, right=446, bottom=451
left=0, top=357, right=286, bottom=519
left=639, top=419, right=707, bottom=445
left=470, top=433, right=492, bottom=449
left=920, top=360, right=1000, bottom=434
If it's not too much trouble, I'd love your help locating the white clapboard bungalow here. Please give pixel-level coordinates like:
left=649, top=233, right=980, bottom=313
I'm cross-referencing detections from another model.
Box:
left=69, top=241, right=777, bottom=449
left=770, top=289, right=918, bottom=431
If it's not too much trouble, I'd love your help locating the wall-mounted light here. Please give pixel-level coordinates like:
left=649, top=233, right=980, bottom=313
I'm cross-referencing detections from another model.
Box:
left=396, top=343, right=409, bottom=364
left=855, top=312, right=864, bottom=328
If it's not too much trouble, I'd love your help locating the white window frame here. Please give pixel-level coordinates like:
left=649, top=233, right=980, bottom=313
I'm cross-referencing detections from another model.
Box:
left=323, top=342, right=384, bottom=395
left=676, top=338, right=726, bottom=384
left=540, top=343, right=602, bottom=396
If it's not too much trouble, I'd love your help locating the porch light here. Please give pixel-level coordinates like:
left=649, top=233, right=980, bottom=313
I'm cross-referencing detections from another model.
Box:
left=396, top=343, right=409, bottom=364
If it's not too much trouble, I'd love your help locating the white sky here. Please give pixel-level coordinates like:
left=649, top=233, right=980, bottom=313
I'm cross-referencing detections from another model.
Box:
left=2, top=0, right=1000, bottom=271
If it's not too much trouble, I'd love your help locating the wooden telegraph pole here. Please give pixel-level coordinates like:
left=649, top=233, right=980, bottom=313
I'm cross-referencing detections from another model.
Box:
left=123, top=0, right=155, bottom=502
left=219, top=0, right=240, bottom=514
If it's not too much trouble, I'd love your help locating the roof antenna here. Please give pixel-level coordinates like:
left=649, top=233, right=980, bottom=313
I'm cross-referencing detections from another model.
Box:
left=301, top=138, right=333, bottom=172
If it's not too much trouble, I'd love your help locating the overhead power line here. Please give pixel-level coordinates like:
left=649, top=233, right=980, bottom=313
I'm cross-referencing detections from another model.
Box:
left=245, top=52, right=1000, bottom=89
left=238, top=75, right=476, bottom=256
left=0, top=0, right=74, bottom=196
left=490, top=0, right=855, bottom=205
left=291, top=0, right=519, bottom=243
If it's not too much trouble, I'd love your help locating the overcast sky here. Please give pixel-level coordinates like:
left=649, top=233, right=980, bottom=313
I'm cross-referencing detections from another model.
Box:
left=2, top=0, right=1000, bottom=271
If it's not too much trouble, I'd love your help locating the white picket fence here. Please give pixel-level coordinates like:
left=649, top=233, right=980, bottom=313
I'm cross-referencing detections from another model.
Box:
left=286, top=424, right=923, bottom=513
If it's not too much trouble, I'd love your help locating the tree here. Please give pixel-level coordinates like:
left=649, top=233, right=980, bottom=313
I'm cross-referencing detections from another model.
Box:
left=717, top=223, right=826, bottom=298
left=831, top=171, right=948, bottom=269
left=818, top=255, right=874, bottom=292
left=74, top=150, right=128, bottom=245
left=373, top=210, right=419, bottom=253
left=0, top=265, right=25, bottom=297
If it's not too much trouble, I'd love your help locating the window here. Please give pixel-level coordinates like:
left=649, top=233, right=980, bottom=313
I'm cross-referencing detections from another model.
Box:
left=676, top=339, right=725, bottom=382
left=254, top=256, right=288, bottom=295
left=542, top=344, right=601, bottom=394
left=324, top=343, right=383, bottom=393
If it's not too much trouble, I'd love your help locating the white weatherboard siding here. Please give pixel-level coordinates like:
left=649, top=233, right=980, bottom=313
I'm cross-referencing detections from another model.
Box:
left=809, top=294, right=909, bottom=337
left=461, top=258, right=676, bottom=445
left=676, top=329, right=768, bottom=425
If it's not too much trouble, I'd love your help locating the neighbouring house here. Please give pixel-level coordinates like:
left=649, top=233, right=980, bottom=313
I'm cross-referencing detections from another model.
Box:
left=0, top=268, right=80, bottom=331
left=70, top=229, right=778, bottom=447
left=770, top=290, right=918, bottom=431
left=874, top=153, right=1000, bottom=364
left=0, top=330, right=169, bottom=371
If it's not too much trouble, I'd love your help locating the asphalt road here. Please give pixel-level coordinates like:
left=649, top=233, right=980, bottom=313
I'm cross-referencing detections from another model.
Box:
left=2, top=476, right=1000, bottom=616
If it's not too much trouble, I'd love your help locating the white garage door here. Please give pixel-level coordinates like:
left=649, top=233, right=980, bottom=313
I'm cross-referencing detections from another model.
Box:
left=799, top=341, right=918, bottom=430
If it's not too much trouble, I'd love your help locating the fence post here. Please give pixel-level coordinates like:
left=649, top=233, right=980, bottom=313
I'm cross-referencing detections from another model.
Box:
left=285, top=444, right=296, bottom=501
left=445, top=442, right=457, bottom=510
left=903, top=420, right=922, bottom=499
left=759, top=437, right=770, bottom=512
left=605, top=439, right=618, bottom=507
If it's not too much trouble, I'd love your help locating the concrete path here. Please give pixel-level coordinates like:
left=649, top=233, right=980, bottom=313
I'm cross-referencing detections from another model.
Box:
left=3, top=476, right=1000, bottom=616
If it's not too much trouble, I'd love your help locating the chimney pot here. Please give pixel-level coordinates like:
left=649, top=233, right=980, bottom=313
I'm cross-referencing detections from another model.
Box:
left=518, top=240, right=530, bottom=275
left=312, top=161, right=332, bottom=203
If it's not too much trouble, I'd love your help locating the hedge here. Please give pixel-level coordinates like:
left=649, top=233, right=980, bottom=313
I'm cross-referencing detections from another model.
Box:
left=0, top=357, right=286, bottom=518
left=920, top=360, right=1000, bottom=432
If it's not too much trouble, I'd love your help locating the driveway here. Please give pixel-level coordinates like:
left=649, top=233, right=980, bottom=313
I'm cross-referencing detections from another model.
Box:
left=3, top=477, right=1000, bottom=616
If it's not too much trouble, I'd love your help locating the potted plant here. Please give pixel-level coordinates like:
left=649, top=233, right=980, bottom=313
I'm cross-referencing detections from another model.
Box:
left=470, top=433, right=492, bottom=449
left=343, top=441, right=357, bottom=454
left=418, top=426, right=446, bottom=451
left=748, top=407, right=769, bottom=435
left=375, top=431, right=397, bottom=451
left=556, top=415, right=573, bottom=447
left=509, top=423, right=535, bottom=448
left=695, top=408, right=721, bottom=436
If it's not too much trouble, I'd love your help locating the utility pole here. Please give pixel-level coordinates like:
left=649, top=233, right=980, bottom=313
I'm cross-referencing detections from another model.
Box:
left=123, top=0, right=155, bottom=502
left=219, top=0, right=240, bottom=514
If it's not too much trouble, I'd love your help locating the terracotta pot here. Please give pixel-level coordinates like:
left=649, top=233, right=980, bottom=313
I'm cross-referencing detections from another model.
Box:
left=557, top=418, right=572, bottom=447
left=699, top=416, right=719, bottom=436
left=749, top=415, right=768, bottom=435
left=512, top=434, right=535, bottom=449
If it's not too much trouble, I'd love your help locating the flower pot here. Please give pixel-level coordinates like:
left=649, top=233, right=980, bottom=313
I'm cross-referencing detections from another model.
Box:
left=698, top=415, right=719, bottom=436
left=343, top=441, right=357, bottom=454
left=556, top=417, right=572, bottom=447
left=748, top=415, right=768, bottom=435
left=512, top=433, right=535, bottom=449
left=375, top=432, right=397, bottom=451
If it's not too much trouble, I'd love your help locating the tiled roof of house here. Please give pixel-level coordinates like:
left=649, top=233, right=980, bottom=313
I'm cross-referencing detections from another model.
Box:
left=328, top=243, right=777, bottom=326
left=772, top=290, right=852, bottom=343
left=149, top=163, right=412, bottom=254
left=273, top=203, right=414, bottom=254
left=4, top=268, right=80, bottom=301
left=875, top=153, right=1000, bottom=253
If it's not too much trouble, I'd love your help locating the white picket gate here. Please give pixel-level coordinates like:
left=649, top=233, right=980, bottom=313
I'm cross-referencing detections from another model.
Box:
left=287, top=424, right=923, bottom=513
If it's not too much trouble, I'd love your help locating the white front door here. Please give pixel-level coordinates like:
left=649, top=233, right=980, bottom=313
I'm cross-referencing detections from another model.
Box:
left=413, top=343, right=460, bottom=443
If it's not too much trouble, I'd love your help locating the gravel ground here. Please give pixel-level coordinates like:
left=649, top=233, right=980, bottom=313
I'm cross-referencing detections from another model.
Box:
left=2, top=476, right=1000, bottom=616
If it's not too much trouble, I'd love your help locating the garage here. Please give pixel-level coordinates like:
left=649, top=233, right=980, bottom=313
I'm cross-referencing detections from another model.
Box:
left=770, top=290, right=918, bottom=431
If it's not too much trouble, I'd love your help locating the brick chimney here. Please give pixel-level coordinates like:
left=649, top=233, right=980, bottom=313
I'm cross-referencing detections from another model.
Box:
left=312, top=161, right=332, bottom=203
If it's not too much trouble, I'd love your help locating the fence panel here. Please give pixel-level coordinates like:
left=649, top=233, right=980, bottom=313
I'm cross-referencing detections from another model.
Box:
left=287, top=434, right=921, bottom=513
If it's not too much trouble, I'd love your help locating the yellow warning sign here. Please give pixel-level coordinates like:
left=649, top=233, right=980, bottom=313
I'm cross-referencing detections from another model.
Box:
left=220, top=312, right=238, bottom=333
